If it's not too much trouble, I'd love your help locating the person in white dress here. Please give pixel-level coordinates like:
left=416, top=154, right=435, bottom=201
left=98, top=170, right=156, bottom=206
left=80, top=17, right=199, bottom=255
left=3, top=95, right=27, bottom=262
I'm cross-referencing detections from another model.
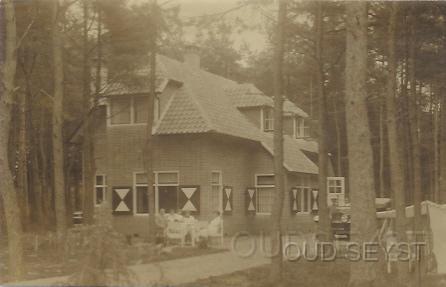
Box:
left=199, top=211, right=222, bottom=238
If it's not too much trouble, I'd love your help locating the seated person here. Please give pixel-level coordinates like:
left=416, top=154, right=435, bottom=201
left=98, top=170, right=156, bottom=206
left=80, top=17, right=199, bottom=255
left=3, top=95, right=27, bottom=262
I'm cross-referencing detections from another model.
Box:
left=155, top=208, right=168, bottom=245
left=199, top=211, right=222, bottom=238
left=182, top=210, right=197, bottom=244
left=182, top=210, right=197, bottom=225
left=166, top=209, right=183, bottom=222
left=175, top=209, right=184, bottom=222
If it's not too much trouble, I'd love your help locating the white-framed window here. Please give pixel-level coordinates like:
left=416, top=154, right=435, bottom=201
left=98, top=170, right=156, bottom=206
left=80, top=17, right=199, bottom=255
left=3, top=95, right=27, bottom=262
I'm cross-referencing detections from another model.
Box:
left=133, top=172, right=149, bottom=214
left=154, top=171, right=179, bottom=213
left=132, top=171, right=180, bottom=215
left=295, top=187, right=312, bottom=214
left=109, top=95, right=157, bottom=126
left=294, top=117, right=310, bottom=138
left=255, top=174, right=274, bottom=214
left=327, top=177, right=345, bottom=194
left=94, top=175, right=107, bottom=206
left=262, top=107, right=274, bottom=132
left=327, top=177, right=346, bottom=206
left=210, top=171, right=222, bottom=213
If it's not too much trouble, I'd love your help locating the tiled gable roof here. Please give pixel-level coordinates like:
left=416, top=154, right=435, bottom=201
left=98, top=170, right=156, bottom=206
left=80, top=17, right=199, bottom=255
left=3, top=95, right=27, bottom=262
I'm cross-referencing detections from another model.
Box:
left=123, top=54, right=319, bottom=174
left=154, top=87, right=211, bottom=134
left=155, top=55, right=263, bottom=141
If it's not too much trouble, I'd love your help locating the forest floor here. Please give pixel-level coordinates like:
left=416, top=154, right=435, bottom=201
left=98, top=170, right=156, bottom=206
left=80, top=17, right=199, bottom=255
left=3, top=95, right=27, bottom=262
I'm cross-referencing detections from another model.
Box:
left=0, top=234, right=224, bottom=283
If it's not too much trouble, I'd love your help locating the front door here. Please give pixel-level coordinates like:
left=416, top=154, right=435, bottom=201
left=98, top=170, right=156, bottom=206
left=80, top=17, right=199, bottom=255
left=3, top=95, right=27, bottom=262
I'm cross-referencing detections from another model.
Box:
left=158, top=186, right=178, bottom=212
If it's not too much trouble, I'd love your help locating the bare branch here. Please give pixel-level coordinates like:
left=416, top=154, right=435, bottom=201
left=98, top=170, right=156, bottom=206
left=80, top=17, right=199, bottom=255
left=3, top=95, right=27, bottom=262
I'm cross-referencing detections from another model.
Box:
left=16, top=19, right=35, bottom=50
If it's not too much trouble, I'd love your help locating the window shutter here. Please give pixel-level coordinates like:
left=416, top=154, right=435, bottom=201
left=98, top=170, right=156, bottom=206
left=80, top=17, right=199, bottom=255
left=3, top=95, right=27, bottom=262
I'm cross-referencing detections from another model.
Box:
left=112, top=187, right=133, bottom=215
left=245, top=188, right=256, bottom=215
left=290, top=188, right=298, bottom=215
left=222, top=186, right=233, bottom=215
left=311, top=188, right=319, bottom=212
left=179, top=186, right=200, bottom=215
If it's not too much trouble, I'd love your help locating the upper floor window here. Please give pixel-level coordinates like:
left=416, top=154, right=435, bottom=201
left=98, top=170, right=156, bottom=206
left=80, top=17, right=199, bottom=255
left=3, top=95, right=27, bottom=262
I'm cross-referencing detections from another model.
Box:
left=109, top=95, right=158, bottom=126
left=295, top=117, right=310, bottom=138
left=262, top=108, right=274, bottom=132
left=110, top=98, right=131, bottom=125
left=134, top=96, right=148, bottom=123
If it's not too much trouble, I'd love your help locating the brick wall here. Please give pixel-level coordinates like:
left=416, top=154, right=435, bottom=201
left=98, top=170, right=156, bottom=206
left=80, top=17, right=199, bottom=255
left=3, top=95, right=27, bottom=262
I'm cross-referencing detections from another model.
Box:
left=94, top=120, right=317, bottom=237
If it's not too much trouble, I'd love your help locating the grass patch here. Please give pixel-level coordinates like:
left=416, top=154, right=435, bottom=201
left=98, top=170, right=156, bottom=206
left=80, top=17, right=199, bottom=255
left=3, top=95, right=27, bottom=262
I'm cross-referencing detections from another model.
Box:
left=0, top=235, right=225, bottom=283
left=184, top=260, right=445, bottom=287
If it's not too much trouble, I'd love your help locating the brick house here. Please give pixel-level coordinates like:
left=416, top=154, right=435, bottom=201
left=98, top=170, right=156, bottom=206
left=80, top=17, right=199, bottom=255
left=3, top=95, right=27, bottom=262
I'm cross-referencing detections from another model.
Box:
left=87, top=51, right=339, bottom=237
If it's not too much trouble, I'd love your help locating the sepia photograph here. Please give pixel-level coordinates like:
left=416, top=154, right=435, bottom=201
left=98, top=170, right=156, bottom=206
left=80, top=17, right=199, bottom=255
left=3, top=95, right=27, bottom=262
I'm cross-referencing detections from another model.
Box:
left=0, top=0, right=446, bottom=286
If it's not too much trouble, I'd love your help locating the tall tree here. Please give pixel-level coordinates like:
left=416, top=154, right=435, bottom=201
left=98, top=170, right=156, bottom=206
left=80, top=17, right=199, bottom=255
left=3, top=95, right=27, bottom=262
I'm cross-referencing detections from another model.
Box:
left=0, top=0, right=24, bottom=280
left=146, top=0, right=158, bottom=243
left=81, top=0, right=95, bottom=224
left=408, top=5, right=422, bottom=284
left=345, top=2, right=378, bottom=286
left=52, top=0, right=67, bottom=234
left=314, top=1, right=330, bottom=241
left=386, top=2, right=408, bottom=282
left=269, top=0, right=287, bottom=283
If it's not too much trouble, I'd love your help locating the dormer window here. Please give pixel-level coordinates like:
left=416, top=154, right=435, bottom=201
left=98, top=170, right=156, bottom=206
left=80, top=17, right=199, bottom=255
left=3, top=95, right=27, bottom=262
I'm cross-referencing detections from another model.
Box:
left=109, top=95, right=159, bottom=126
left=134, top=96, right=148, bottom=123
left=110, top=97, right=131, bottom=125
left=294, top=117, right=310, bottom=138
left=262, top=107, right=274, bottom=132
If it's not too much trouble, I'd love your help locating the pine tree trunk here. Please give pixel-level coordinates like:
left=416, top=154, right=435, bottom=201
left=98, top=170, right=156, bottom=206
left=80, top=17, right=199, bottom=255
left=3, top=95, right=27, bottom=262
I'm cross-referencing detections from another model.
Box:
left=82, top=0, right=95, bottom=224
left=315, top=1, right=330, bottom=241
left=17, top=91, right=30, bottom=230
left=146, top=0, right=157, bottom=243
left=408, top=7, right=422, bottom=284
left=52, top=0, right=67, bottom=234
left=345, top=2, right=378, bottom=286
left=333, top=97, right=342, bottom=177
left=386, top=3, right=408, bottom=282
left=440, top=86, right=446, bottom=203
left=0, top=0, right=25, bottom=280
left=39, top=109, right=51, bottom=228
left=269, top=0, right=287, bottom=283
left=433, top=88, right=440, bottom=202
left=379, top=98, right=385, bottom=198
left=24, top=75, right=45, bottom=230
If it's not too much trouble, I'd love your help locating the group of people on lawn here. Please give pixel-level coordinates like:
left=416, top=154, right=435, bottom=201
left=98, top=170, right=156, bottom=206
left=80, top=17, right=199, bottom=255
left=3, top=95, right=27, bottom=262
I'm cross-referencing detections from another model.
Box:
left=155, top=209, right=222, bottom=246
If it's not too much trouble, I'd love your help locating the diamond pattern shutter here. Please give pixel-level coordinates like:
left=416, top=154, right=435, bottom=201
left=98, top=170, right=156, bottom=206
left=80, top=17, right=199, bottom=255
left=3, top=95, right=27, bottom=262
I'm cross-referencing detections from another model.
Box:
left=112, top=187, right=133, bottom=215
left=290, top=188, right=298, bottom=215
left=311, top=188, right=319, bottom=212
left=178, top=186, right=200, bottom=215
left=245, top=188, right=256, bottom=215
left=222, top=186, right=233, bottom=215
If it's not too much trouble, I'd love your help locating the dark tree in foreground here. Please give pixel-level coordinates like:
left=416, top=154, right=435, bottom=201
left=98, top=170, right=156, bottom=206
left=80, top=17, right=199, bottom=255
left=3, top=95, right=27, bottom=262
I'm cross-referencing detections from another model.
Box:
left=345, top=2, right=378, bottom=286
left=269, top=0, right=287, bottom=283
left=0, top=0, right=25, bottom=280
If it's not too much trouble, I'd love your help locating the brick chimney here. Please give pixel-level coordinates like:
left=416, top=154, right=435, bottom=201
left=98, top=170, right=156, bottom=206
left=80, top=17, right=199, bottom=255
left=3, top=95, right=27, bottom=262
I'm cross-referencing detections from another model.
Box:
left=183, top=45, right=201, bottom=68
